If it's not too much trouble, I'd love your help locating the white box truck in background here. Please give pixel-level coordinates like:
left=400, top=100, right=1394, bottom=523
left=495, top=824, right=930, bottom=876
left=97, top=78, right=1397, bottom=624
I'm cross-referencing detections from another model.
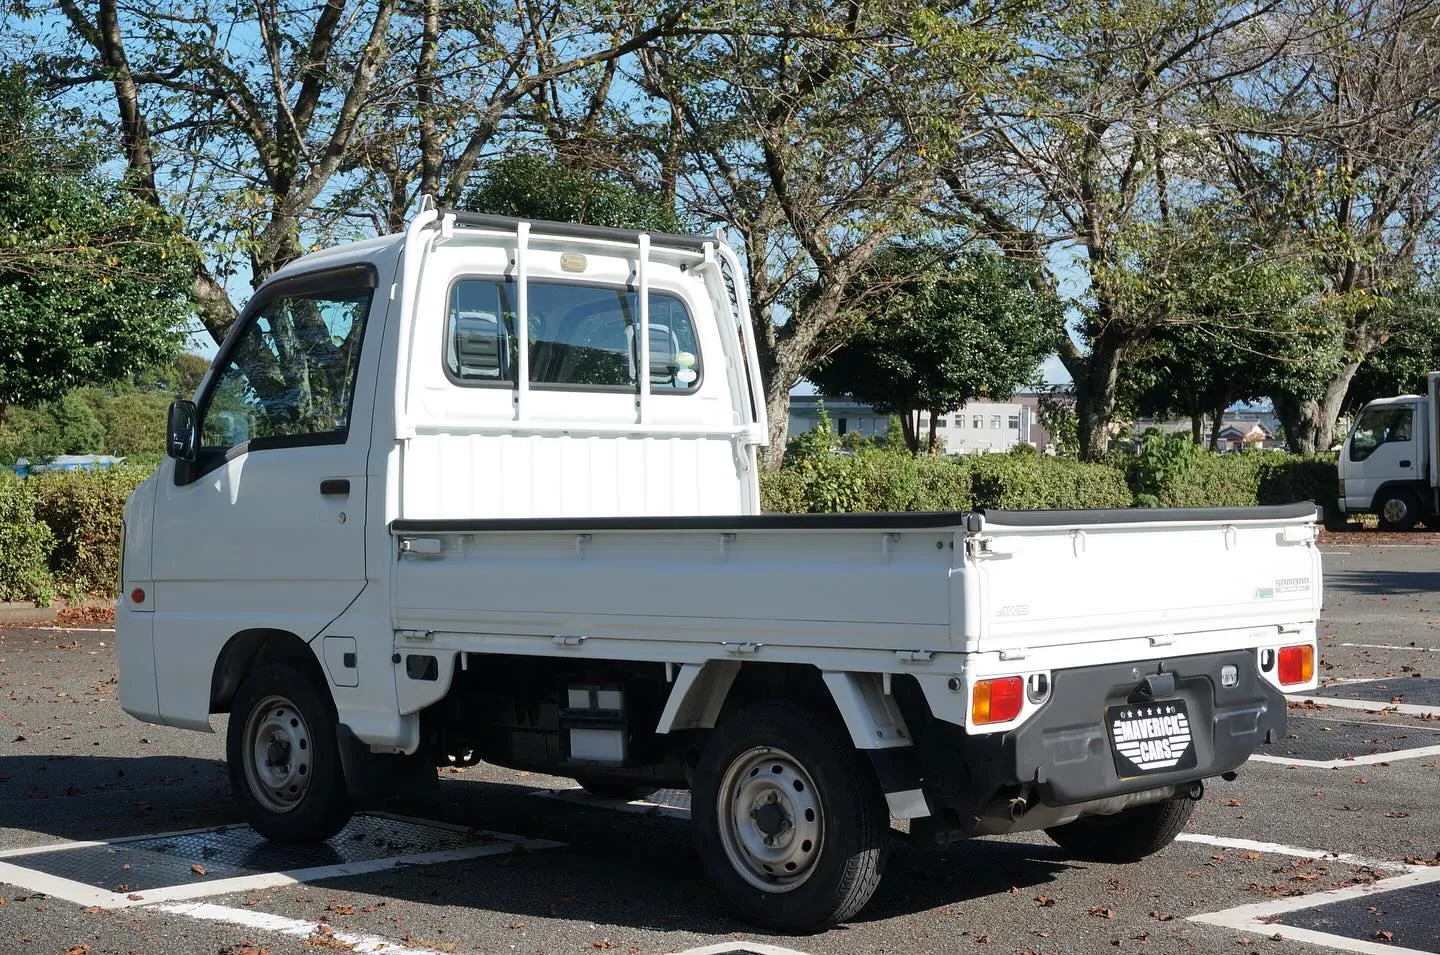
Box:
left=1337, top=372, right=1440, bottom=530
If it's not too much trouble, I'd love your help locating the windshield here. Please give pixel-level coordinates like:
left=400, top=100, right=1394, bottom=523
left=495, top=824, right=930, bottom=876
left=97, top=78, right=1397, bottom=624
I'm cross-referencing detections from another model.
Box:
left=1349, top=405, right=1413, bottom=462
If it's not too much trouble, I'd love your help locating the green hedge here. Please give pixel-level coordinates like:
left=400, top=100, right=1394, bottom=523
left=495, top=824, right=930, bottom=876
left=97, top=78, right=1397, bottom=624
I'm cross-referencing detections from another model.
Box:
left=0, top=465, right=151, bottom=604
left=760, top=447, right=1337, bottom=517
left=0, top=470, right=55, bottom=603
left=30, top=465, right=152, bottom=599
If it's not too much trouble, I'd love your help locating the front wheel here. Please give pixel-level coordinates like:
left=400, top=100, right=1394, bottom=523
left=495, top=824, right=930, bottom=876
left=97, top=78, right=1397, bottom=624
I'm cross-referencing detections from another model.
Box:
left=1044, top=795, right=1194, bottom=863
left=1377, top=489, right=1421, bottom=531
left=691, top=702, right=888, bottom=931
left=227, top=661, right=353, bottom=844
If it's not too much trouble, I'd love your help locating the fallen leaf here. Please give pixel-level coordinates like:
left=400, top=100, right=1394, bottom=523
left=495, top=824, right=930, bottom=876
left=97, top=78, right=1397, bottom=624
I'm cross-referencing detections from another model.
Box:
left=1149, top=911, right=1174, bottom=921
left=509, top=921, right=524, bottom=930
left=1241, top=852, right=1262, bottom=861
left=1375, top=930, right=1395, bottom=942
left=126, top=894, right=143, bottom=901
left=1035, top=894, right=1056, bottom=907
left=1089, top=906, right=1114, bottom=919
left=327, top=904, right=355, bottom=916
left=65, top=946, right=89, bottom=955
left=190, top=864, right=207, bottom=877
left=1223, top=799, right=1244, bottom=807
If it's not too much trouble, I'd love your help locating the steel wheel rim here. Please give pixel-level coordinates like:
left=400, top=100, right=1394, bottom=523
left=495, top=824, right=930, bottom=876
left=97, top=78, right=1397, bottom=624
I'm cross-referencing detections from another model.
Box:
left=242, top=694, right=313, bottom=813
left=1383, top=497, right=1409, bottom=524
left=716, top=746, right=824, bottom=893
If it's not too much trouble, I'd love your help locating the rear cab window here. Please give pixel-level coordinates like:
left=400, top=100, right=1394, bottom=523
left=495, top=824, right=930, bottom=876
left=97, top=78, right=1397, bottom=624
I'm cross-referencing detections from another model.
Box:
left=444, top=279, right=702, bottom=392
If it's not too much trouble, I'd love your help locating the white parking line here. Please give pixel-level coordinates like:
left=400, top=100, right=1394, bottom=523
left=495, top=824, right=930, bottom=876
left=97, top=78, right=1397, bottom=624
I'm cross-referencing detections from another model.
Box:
left=665, top=944, right=814, bottom=955
left=0, top=818, right=562, bottom=910
left=1340, top=642, right=1440, bottom=653
left=1172, top=834, right=1416, bottom=873
left=1250, top=743, right=1440, bottom=769
left=1286, top=695, right=1440, bottom=719
left=154, top=900, right=451, bottom=954
left=1190, top=865, right=1440, bottom=955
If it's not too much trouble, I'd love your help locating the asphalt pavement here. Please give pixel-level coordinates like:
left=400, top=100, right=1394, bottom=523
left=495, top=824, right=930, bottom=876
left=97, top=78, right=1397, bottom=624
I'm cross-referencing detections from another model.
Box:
left=1, top=535, right=1437, bottom=955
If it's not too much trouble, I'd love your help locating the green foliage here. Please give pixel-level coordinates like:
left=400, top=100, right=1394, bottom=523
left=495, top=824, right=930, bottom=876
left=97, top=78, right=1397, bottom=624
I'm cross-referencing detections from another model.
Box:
left=761, top=447, right=1128, bottom=513
left=0, top=77, right=194, bottom=414
left=967, top=455, right=1132, bottom=510
left=29, top=465, right=150, bottom=597
left=1257, top=455, right=1341, bottom=528
left=464, top=155, right=684, bottom=232
left=1125, top=429, right=1206, bottom=506
left=810, top=248, right=1062, bottom=453
left=0, top=470, right=54, bottom=603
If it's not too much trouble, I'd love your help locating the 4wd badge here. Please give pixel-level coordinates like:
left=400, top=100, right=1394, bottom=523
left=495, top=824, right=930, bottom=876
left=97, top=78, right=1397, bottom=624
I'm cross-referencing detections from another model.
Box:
left=1106, top=701, right=1197, bottom=776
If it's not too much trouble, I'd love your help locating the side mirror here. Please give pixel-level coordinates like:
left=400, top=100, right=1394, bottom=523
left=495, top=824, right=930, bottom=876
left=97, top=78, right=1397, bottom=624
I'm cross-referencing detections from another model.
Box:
left=167, top=399, right=198, bottom=462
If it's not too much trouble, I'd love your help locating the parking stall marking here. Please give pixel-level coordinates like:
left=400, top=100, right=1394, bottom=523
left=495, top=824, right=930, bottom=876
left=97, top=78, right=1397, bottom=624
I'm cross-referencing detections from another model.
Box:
left=1190, top=865, right=1440, bottom=955
left=153, top=900, right=456, bottom=955
left=0, top=813, right=561, bottom=911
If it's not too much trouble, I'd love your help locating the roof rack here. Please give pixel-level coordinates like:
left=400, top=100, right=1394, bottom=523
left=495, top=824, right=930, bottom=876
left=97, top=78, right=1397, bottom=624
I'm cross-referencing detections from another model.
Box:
left=439, top=209, right=710, bottom=253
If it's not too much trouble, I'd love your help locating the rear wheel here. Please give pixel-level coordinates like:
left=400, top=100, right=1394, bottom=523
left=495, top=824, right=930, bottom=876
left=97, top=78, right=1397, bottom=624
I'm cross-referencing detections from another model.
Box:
left=1044, top=795, right=1194, bottom=863
left=227, top=661, right=352, bottom=844
left=692, top=702, right=888, bottom=931
left=1377, top=489, right=1421, bottom=531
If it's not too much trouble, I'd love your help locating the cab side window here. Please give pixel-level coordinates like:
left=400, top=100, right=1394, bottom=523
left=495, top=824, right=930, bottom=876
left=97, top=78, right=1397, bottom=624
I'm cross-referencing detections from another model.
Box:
left=200, top=286, right=374, bottom=456
left=1349, top=407, right=1414, bottom=462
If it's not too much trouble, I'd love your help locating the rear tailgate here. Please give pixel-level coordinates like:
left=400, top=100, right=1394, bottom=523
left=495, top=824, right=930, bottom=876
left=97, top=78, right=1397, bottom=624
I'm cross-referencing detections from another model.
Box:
left=965, top=504, right=1322, bottom=654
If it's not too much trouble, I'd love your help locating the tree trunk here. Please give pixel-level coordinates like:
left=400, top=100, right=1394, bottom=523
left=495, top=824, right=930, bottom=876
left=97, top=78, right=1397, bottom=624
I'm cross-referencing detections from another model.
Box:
left=899, top=411, right=920, bottom=455
left=1272, top=354, right=1364, bottom=455
left=1210, top=401, right=1226, bottom=452
left=1191, top=412, right=1202, bottom=446
left=1069, top=341, right=1126, bottom=462
left=764, top=389, right=790, bottom=468
left=927, top=411, right=939, bottom=454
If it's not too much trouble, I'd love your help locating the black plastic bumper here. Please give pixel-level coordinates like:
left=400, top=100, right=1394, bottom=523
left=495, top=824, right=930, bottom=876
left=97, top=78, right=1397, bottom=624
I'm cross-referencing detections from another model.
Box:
left=935, top=649, right=1286, bottom=816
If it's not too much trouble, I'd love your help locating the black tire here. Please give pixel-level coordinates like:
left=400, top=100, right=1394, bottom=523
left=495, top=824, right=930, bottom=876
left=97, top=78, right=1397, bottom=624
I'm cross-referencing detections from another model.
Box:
left=1044, top=795, right=1195, bottom=863
left=574, top=778, right=656, bottom=801
left=691, top=702, right=888, bottom=932
left=1377, top=489, right=1421, bottom=531
left=227, top=661, right=353, bottom=845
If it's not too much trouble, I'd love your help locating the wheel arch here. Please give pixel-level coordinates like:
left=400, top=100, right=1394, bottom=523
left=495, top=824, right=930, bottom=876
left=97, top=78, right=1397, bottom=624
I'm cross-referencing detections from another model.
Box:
left=211, top=628, right=322, bottom=714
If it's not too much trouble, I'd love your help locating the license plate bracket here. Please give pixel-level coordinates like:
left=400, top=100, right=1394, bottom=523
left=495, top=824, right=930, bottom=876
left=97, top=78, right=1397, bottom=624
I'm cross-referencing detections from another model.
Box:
left=1107, top=700, right=1197, bottom=778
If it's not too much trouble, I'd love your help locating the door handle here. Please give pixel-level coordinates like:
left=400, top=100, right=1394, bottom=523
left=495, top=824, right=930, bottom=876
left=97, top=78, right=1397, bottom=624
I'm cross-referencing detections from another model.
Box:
left=1401, top=460, right=1412, bottom=468
left=320, top=479, right=350, bottom=496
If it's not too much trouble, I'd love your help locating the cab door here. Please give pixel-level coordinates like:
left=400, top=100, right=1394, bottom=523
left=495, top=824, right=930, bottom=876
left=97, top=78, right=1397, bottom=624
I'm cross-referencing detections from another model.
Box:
left=149, top=263, right=386, bottom=730
left=1346, top=402, right=1421, bottom=511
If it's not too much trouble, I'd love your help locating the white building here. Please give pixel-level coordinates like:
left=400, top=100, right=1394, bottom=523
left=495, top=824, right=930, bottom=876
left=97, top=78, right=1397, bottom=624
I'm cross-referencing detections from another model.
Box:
left=788, top=395, right=1041, bottom=453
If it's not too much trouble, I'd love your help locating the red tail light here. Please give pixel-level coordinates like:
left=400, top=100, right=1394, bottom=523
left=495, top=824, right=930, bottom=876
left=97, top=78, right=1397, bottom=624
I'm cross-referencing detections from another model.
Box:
left=1278, top=645, right=1314, bottom=685
left=972, top=677, right=1024, bottom=724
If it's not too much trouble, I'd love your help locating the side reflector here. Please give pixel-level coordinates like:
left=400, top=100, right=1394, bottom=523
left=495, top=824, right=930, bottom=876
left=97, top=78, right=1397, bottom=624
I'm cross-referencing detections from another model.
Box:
left=972, top=677, right=1024, bottom=725
left=130, top=587, right=145, bottom=605
left=1277, top=645, right=1314, bottom=685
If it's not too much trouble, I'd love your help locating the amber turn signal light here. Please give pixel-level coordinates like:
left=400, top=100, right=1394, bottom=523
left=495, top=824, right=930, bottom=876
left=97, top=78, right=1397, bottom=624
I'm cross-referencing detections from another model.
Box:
left=1277, top=644, right=1313, bottom=685
left=972, top=676, right=1024, bottom=725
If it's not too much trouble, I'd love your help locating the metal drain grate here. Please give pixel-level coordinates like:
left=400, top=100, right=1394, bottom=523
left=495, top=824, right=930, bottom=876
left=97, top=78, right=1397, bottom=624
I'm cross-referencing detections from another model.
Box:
left=1275, top=880, right=1440, bottom=952
left=1313, top=677, right=1440, bottom=706
left=5, top=814, right=496, bottom=893
left=1270, top=716, right=1440, bottom=762
left=644, top=788, right=691, bottom=811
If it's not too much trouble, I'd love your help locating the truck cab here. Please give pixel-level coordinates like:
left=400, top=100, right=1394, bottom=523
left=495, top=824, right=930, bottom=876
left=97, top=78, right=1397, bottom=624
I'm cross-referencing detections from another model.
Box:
left=1338, top=372, right=1440, bottom=530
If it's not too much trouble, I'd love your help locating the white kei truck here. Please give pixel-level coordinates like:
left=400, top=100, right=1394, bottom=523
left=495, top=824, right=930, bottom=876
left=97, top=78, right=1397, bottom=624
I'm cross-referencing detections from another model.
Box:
left=117, top=205, right=1323, bottom=931
left=1337, top=372, right=1440, bottom=530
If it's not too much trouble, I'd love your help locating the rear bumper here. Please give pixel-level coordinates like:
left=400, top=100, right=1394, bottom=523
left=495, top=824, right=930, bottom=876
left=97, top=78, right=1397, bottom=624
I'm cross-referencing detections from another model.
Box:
left=925, top=650, right=1286, bottom=825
